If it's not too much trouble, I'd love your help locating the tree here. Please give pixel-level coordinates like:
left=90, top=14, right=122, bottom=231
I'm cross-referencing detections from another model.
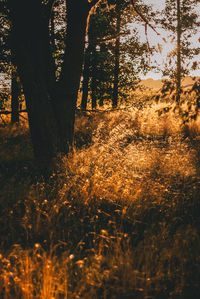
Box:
left=6, top=0, right=100, bottom=165
left=157, top=0, right=200, bottom=101
left=80, top=0, right=151, bottom=109
left=81, top=5, right=114, bottom=110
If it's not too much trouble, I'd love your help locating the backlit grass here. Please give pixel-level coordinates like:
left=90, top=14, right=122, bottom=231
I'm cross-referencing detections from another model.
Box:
left=0, top=104, right=200, bottom=298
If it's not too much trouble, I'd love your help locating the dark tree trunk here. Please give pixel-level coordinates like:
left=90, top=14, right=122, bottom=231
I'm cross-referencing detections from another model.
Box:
left=50, top=4, right=57, bottom=79
left=9, top=0, right=59, bottom=162
left=91, top=45, right=97, bottom=110
left=81, top=45, right=91, bottom=110
left=99, top=93, right=104, bottom=107
left=176, top=0, right=181, bottom=103
left=11, top=69, right=19, bottom=124
left=50, top=7, right=56, bottom=51
left=112, top=2, right=121, bottom=109
left=8, top=0, right=91, bottom=165
left=56, top=0, right=90, bottom=151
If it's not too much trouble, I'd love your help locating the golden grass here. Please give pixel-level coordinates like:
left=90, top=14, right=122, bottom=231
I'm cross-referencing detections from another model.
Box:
left=0, top=103, right=200, bottom=298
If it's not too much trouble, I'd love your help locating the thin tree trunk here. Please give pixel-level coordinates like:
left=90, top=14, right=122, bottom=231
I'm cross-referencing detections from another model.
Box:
left=91, top=45, right=97, bottom=109
left=176, top=0, right=181, bottom=103
left=11, top=69, right=19, bottom=123
left=81, top=45, right=91, bottom=110
left=112, top=2, right=121, bottom=109
left=50, top=5, right=57, bottom=79
left=99, top=91, right=104, bottom=106
left=50, top=7, right=56, bottom=51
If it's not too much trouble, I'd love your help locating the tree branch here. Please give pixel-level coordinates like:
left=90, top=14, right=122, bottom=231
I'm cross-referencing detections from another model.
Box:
left=86, top=31, right=130, bottom=46
left=130, top=0, right=160, bottom=36
left=89, top=0, right=101, bottom=9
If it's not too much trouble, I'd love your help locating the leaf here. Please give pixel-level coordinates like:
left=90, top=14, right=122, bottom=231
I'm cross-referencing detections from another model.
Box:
left=191, top=61, right=198, bottom=70
left=158, top=43, right=163, bottom=54
left=162, top=38, right=167, bottom=43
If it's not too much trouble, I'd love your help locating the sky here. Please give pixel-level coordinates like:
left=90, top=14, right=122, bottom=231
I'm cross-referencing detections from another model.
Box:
left=134, top=0, right=200, bottom=79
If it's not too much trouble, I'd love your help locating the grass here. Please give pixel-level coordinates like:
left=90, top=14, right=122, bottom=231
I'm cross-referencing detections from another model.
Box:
left=0, top=103, right=200, bottom=298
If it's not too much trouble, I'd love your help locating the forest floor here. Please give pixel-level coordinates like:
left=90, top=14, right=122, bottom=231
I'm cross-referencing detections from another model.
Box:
left=0, top=102, right=200, bottom=298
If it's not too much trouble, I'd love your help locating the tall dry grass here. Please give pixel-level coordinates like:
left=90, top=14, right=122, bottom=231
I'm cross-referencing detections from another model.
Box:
left=0, top=104, right=200, bottom=298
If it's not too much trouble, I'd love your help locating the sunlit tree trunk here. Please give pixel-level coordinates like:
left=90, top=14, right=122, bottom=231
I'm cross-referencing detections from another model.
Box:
left=81, top=45, right=91, bottom=110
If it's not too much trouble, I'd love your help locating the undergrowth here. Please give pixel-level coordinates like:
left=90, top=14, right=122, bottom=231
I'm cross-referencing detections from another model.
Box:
left=0, top=105, right=200, bottom=298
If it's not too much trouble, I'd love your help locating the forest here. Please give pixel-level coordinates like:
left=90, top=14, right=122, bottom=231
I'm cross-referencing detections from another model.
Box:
left=0, top=0, right=200, bottom=298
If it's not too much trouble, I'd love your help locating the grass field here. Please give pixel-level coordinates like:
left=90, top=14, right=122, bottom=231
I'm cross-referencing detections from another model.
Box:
left=0, top=101, right=200, bottom=298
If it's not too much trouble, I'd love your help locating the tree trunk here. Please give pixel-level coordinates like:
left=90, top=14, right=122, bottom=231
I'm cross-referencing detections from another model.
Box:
left=9, top=0, right=59, bottom=163
left=176, top=0, right=181, bottom=103
left=50, top=4, right=57, bottom=79
left=81, top=45, right=91, bottom=110
left=91, top=45, right=97, bottom=110
left=112, top=2, right=121, bottom=109
left=56, top=0, right=90, bottom=151
left=11, top=69, right=19, bottom=124
left=9, top=0, right=90, bottom=165
left=50, top=7, right=56, bottom=51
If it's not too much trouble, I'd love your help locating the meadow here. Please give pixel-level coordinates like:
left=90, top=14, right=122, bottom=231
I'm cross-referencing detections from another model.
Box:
left=0, top=96, right=200, bottom=298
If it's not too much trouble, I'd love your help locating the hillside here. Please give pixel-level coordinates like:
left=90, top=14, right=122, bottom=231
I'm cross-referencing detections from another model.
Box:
left=140, top=76, right=200, bottom=90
